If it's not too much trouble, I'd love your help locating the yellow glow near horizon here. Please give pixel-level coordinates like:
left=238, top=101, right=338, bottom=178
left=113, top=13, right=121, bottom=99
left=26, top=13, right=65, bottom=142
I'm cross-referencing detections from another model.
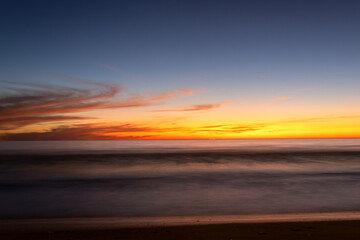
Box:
left=2, top=108, right=360, bottom=140
left=1, top=82, right=360, bottom=141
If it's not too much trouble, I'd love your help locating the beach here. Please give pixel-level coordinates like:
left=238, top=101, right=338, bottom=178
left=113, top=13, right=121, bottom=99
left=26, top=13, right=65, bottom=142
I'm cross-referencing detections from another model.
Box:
left=1, top=220, right=360, bottom=240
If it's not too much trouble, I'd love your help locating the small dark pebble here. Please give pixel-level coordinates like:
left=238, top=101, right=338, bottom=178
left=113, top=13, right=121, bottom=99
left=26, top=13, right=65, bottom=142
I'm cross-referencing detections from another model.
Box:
left=291, top=228, right=301, bottom=232
left=258, top=232, right=267, bottom=235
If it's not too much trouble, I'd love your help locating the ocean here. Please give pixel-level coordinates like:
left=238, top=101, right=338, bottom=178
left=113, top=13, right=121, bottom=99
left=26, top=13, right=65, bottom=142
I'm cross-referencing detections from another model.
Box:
left=1, top=139, right=360, bottom=224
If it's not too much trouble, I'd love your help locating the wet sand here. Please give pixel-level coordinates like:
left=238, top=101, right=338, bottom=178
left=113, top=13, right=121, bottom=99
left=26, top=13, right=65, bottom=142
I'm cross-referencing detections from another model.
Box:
left=1, top=220, right=360, bottom=240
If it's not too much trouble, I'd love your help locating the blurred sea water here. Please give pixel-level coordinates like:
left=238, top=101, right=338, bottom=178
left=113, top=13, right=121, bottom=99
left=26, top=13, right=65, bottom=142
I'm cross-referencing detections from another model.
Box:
left=1, top=139, right=360, bottom=221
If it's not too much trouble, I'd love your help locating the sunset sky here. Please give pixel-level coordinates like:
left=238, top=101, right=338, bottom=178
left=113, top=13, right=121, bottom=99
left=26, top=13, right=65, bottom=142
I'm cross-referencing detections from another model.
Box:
left=0, top=0, right=359, bottom=140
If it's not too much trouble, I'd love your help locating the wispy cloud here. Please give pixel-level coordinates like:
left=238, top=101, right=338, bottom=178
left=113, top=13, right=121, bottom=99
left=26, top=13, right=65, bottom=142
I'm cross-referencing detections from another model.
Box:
left=0, top=116, right=91, bottom=130
left=0, top=81, right=120, bottom=125
left=278, top=114, right=360, bottom=124
left=198, top=124, right=264, bottom=133
left=128, top=90, right=195, bottom=103
left=153, top=102, right=228, bottom=112
left=0, top=80, right=197, bottom=130
left=103, top=64, right=124, bottom=74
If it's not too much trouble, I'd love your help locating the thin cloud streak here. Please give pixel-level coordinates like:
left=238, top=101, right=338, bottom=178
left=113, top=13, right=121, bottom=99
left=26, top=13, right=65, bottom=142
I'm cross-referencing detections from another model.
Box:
left=0, top=80, right=121, bottom=118
left=278, top=115, right=360, bottom=124
left=103, top=64, right=124, bottom=74
left=153, top=102, right=228, bottom=112
left=0, top=116, right=91, bottom=130
left=198, top=124, right=265, bottom=134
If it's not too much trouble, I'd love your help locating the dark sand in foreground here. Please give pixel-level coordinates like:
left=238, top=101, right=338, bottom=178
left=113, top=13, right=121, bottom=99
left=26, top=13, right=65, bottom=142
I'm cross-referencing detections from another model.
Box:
left=1, top=220, right=360, bottom=240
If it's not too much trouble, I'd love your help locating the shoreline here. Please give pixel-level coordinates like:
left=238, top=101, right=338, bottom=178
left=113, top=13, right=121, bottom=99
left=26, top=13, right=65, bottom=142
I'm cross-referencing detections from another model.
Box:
left=2, top=211, right=360, bottom=229
left=1, top=219, right=360, bottom=240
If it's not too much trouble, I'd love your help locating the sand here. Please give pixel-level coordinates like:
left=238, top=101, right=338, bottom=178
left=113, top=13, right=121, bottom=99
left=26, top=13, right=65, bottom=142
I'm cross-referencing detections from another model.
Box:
left=1, top=220, right=360, bottom=240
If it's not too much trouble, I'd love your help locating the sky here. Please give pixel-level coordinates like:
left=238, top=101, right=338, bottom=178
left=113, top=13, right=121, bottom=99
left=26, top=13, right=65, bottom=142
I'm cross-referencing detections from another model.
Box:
left=0, top=0, right=359, bottom=140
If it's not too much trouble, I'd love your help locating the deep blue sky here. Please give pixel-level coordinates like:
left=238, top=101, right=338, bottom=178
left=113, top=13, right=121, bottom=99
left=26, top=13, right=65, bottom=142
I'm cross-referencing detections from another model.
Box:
left=1, top=0, right=359, bottom=89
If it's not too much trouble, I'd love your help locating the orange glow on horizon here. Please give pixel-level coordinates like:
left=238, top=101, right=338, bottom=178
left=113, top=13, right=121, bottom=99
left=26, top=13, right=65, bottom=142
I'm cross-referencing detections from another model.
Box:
left=1, top=81, right=359, bottom=141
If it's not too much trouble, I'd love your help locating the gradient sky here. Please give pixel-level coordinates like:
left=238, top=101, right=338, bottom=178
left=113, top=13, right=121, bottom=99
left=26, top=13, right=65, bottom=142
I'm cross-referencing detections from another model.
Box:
left=0, top=0, right=360, bottom=140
